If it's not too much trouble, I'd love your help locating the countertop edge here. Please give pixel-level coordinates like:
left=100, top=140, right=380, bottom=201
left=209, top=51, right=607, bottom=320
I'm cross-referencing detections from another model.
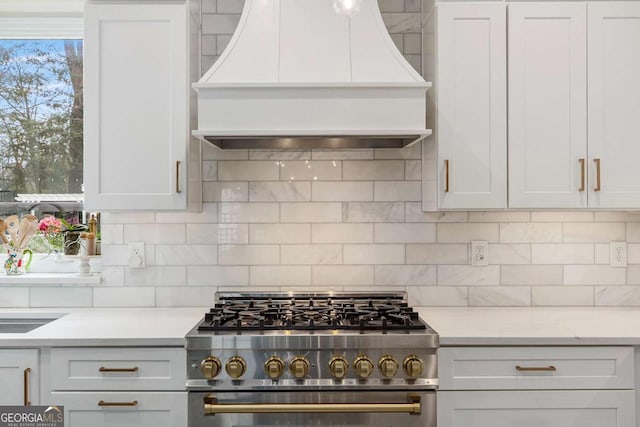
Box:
left=0, top=338, right=188, bottom=347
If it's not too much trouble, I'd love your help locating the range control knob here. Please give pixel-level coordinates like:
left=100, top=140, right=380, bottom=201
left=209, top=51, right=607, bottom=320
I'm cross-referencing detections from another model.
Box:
left=378, top=355, right=399, bottom=378
left=200, top=356, right=222, bottom=379
left=225, top=356, right=247, bottom=379
left=329, top=356, right=349, bottom=379
left=403, top=355, right=424, bottom=378
left=353, top=356, right=374, bottom=378
left=290, top=356, right=310, bottom=379
left=264, top=356, right=285, bottom=380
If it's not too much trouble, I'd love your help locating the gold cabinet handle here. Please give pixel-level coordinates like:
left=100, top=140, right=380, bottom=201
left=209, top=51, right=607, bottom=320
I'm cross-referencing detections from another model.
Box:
left=176, top=160, right=182, bottom=194
left=594, top=158, right=601, bottom=191
left=23, top=368, right=31, bottom=406
left=515, top=365, right=556, bottom=372
left=99, top=366, right=139, bottom=373
left=98, top=400, right=139, bottom=407
left=444, top=159, right=450, bottom=193
left=204, top=395, right=420, bottom=415
left=579, top=158, right=585, bottom=191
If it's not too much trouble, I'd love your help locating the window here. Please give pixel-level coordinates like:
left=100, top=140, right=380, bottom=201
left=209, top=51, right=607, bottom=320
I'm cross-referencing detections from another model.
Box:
left=0, top=1, right=92, bottom=257
left=0, top=39, right=83, bottom=217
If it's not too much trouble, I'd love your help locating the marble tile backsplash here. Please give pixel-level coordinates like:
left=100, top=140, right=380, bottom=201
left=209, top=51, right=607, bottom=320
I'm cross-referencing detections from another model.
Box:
left=2, top=0, right=640, bottom=308
left=55, top=142, right=640, bottom=309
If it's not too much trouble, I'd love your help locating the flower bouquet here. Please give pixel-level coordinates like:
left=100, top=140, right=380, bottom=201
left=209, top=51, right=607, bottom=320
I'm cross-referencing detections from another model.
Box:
left=27, top=216, right=65, bottom=253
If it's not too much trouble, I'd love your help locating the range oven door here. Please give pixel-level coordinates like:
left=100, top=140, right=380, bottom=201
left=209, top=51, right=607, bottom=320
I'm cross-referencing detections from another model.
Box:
left=189, top=391, right=435, bottom=427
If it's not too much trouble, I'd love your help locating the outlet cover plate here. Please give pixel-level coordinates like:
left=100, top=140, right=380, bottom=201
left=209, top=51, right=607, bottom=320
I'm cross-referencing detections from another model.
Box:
left=471, top=240, right=489, bottom=267
left=610, top=241, right=627, bottom=267
left=128, top=242, right=146, bottom=268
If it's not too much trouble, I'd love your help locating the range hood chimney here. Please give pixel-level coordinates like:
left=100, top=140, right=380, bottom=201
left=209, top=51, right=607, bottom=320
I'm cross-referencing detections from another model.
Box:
left=193, top=0, right=431, bottom=149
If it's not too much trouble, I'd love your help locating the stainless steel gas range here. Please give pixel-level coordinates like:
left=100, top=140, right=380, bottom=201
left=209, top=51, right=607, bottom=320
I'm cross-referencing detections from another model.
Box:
left=186, top=292, right=439, bottom=427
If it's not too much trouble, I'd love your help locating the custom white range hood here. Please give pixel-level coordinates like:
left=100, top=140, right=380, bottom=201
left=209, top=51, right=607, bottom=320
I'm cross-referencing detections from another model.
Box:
left=193, top=0, right=431, bottom=149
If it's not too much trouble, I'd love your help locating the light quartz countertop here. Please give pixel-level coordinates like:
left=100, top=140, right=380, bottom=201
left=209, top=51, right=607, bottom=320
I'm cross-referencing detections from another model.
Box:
left=417, top=307, right=640, bottom=346
left=1, top=306, right=640, bottom=347
left=0, top=307, right=205, bottom=347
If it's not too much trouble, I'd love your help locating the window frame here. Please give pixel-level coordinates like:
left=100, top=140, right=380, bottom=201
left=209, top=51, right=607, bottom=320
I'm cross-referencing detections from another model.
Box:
left=0, top=0, right=98, bottom=279
left=0, top=0, right=83, bottom=39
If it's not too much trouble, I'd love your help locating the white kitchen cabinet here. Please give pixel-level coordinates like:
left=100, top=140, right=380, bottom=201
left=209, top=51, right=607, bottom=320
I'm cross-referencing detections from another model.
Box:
left=84, top=1, right=200, bottom=211
left=0, top=349, right=39, bottom=405
left=439, top=346, right=636, bottom=427
left=46, top=347, right=187, bottom=427
left=508, top=2, right=588, bottom=208
left=439, top=346, right=634, bottom=390
left=50, top=347, right=185, bottom=391
left=509, top=1, right=640, bottom=209
left=51, top=392, right=187, bottom=427
left=423, top=3, right=507, bottom=210
left=438, top=390, right=635, bottom=427
left=587, top=2, right=640, bottom=209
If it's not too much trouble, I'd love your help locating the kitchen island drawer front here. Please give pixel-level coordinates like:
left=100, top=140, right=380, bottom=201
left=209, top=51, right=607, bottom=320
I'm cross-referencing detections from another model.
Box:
left=438, top=390, right=635, bottom=427
left=51, top=348, right=186, bottom=391
left=439, top=346, right=634, bottom=390
left=51, top=391, right=187, bottom=427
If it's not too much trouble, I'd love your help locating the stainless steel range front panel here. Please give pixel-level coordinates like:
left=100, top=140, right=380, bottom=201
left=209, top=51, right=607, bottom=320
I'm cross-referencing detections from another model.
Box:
left=188, top=391, right=436, bottom=427
left=186, top=348, right=437, bottom=391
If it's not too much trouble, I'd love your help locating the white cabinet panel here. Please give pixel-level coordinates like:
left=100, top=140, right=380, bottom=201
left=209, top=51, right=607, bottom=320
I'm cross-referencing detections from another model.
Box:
left=434, top=3, right=507, bottom=209
left=588, top=2, right=640, bottom=208
left=50, top=347, right=185, bottom=391
left=508, top=3, right=587, bottom=208
left=438, top=390, right=635, bottom=427
left=84, top=3, right=188, bottom=210
left=52, top=392, right=187, bottom=427
left=0, top=349, right=39, bottom=405
left=439, top=346, right=634, bottom=390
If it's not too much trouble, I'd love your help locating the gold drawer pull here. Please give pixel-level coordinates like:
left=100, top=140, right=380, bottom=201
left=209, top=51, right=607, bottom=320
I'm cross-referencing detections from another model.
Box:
left=176, top=160, right=182, bottom=194
left=23, top=368, right=31, bottom=406
left=578, top=158, right=585, bottom=191
left=515, top=365, right=556, bottom=372
left=99, top=366, right=139, bottom=373
left=444, top=159, right=450, bottom=193
left=98, top=400, right=139, bottom=407
left=594, top=158, right=601, bottom=191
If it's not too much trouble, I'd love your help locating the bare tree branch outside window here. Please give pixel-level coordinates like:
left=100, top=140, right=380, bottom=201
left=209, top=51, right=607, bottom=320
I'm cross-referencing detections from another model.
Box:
left=0, top=39, right=83, bottom=218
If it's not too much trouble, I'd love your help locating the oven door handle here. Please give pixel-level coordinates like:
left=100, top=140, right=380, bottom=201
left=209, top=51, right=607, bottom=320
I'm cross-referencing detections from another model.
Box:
left=203, top=394, right=421, bottom=416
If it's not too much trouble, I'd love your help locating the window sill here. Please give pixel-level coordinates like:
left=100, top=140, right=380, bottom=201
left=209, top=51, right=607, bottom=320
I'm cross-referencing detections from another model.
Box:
left=0, top=273, right=101, bottom=285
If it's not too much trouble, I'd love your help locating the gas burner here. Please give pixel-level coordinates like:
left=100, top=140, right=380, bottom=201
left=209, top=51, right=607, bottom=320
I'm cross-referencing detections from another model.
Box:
left=197, top=293, right=427, bottom=332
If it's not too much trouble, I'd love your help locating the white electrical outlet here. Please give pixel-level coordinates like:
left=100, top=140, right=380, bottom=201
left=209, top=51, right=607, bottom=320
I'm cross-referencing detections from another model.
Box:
left=610, top=241, right=627, bottom=267
left=128, top=242, right=146, bottom=268
left=471, top=241, right=489, bottom=266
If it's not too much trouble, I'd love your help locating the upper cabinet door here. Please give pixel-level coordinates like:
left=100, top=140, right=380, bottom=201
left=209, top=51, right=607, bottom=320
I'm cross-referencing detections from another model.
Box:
left=84, top=3, right=188, bottom=210
left=435, top=3, right=507, bottom=210
left=588, top=2, right=640, bottom=209
left=508, top=3, right=587, bottom=209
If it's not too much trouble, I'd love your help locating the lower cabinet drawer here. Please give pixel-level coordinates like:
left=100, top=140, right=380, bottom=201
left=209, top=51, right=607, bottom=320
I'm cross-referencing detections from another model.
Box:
left=438, top=390, right=635, bottom=427
left=51, top=347, right=186, bottom=391
left=50, top=391, right=187, bottom=427
left=438, top=346, right=634, bottom=390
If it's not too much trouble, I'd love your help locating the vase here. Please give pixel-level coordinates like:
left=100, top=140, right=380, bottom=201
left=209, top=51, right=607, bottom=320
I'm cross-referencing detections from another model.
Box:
left=3, top=246, right=33, bottom=275
left=64, top=231, right=81, bottom=255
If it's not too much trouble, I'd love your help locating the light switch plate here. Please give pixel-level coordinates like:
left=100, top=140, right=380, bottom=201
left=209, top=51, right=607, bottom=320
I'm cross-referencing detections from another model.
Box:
left=471, top=241, right=489, bottom=267
left=128, top=242, right=146, bottom=268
